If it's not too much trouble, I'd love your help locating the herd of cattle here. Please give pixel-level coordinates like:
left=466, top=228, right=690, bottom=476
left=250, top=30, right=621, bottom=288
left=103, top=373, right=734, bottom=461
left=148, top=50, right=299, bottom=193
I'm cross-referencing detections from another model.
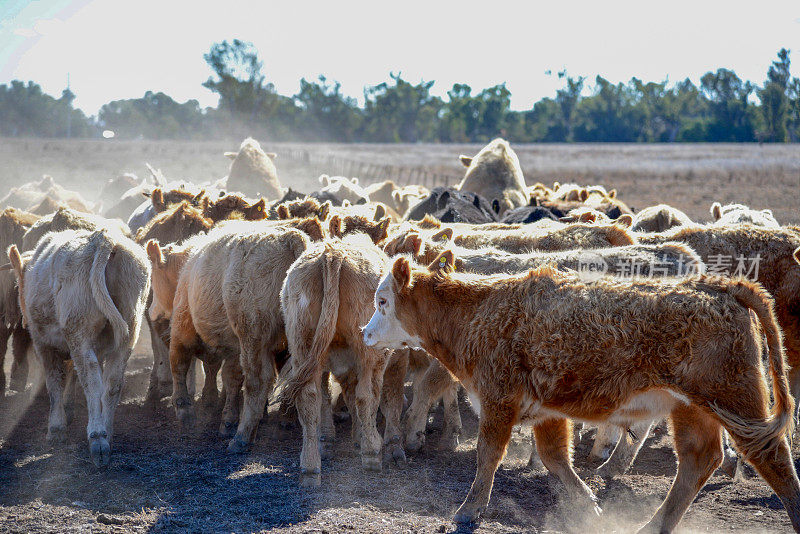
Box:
left=1, top=137, right=800, bottom=532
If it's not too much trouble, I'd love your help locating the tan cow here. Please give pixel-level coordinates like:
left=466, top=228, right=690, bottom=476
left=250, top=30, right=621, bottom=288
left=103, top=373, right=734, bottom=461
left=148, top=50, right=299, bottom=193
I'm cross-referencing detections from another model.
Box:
left=447, top=222, right=636, bottom=252
left=363, top=252, right=800, bottom=532
left=457, top=138, right=527, bottom=216
left=223, top=137, right=283, bottom=200
left=147, top=218, right=324, bottom=437
left=8, top=229, right=149, bottom=467
left=135, top=202, right=214, bottom=402
left=710, top=202, right=780, bottom=228
left=280, top=235, right=408, bottom=486
left=0, top=208, right=39, bottom=393
left=630, top=204, right=693, bottom=233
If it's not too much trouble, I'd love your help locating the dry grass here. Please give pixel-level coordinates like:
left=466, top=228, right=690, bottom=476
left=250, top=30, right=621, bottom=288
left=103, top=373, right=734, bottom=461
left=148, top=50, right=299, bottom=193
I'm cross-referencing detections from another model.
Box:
left=0, top=139, right=797, bottom=223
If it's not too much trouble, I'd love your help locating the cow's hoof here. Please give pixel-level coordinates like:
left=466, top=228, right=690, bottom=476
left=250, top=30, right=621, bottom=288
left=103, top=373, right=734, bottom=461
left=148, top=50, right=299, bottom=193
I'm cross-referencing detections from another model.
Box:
left=439, top=430, right=460, bottom=452
left=279, top=419, right=296, bottom=431
left=596, top=461, right=623, bottom=479
left=454, top=508, right=482, bottom=526
left=89, top=436, right=111, bottom=468
left=389, top=445, right=407, bottom=467
left=300, top=472, right=321, bottom=488
left=319, top=439, right=334, bottom=461
left=405, top=431, right=425, bottom=453
left=362, top=454, right=382, bottom=472
left=227, top=436, right=250, bottom=454
left=219, top=421, right=237, bottom=439
left=589, top=447, right=613, bottom=462
left=528, top=455, right=545, bottom=472
left=9, top=376, right=27, bottom=393
left=46, top=426, right=67, bottom=445
left=176, top=407, right=196, bottom=432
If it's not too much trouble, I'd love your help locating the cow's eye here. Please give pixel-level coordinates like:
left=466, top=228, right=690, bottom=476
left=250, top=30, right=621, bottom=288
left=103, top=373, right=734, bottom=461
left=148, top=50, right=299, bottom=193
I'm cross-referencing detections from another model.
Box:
left=378, top=298, right=387, bottom=307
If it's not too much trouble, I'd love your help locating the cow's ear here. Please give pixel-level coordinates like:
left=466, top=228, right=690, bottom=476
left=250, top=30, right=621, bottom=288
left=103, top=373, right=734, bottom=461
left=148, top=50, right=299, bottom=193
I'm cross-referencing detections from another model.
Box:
left=266, top=152, right=277, bottom=160
left=277, top=204, right=290, bottom=219
left=351, top=177, right=359, bottom=185
left=151, top=188, right=166, bottom=211
left=492, top=199, right=500, bottom=214
left=793, top=247, right=800, bottom=265
left=8, top=245, right=23, bottom=277
left=615, top=214, right=633, bottom=228
left=392, top=256, right=412, bottom=289
left=459, top=155, right=472, bottom=167
left=224, top=151, right=238, bottom=159
left=342, top=199, right=351, bottom=208
left=553, top=181, right=560, bottom=190
left=319, top=174, right=330, bottom=187
left=145, top=240, right=164, bottom=267
left=373, top=204, right=386, bottom=221
left=252, top=198, right=266, bottom=213
left=579, top=189, right=589, bottom=202
left=431, top=228, right=453, bottom=242
left=579, top=211, right=597, bottom=223
left=428, top=250, right=455, bottom=274
left=318, top=201, right=331, bottom=221
left=201, top=196, right=210, bottom=211
left=710, top=202, right=722, bottom=220
left=608, top=189, right=617, bottom=199
left=329, top=215, right=342, bottom=238
left=192, top=190, right=205, bottom=204
left=406, top=233, right=423, bottom=256
left=376, top=217, right=391, bottom=239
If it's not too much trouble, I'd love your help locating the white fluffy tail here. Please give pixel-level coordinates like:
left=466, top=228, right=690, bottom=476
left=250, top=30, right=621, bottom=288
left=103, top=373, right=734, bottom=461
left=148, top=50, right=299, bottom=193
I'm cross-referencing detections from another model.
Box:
left=89, top=231, right=129, bottom=347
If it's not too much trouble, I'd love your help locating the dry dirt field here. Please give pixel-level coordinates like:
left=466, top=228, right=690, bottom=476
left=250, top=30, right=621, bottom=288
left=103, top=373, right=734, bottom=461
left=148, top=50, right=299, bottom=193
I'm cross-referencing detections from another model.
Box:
left=1, top=139, right=799, bottom=533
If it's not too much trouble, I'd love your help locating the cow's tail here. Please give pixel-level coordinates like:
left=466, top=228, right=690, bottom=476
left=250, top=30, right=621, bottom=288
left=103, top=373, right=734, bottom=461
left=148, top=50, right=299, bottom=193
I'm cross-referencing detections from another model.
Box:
left=280, top=245, right=343, bottom=407
left=709, top=278, right=794, bottom=459
left=90, top=231, right=129, bottom=348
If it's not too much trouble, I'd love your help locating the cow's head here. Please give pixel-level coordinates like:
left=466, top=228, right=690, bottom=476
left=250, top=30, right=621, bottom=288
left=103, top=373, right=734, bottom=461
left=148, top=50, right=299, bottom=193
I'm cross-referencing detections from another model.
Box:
left=363, top=251, right=455, bottom=350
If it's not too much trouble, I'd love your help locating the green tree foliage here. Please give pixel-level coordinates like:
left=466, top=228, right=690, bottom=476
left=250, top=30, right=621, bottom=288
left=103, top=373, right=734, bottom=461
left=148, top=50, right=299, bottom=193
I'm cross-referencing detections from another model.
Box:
left=0, top=80, right=94, bottom=137
left=99, top=91, right=205, bottom=139
left=361, top=73, right=442, bottom=142
left=2, top=43, right=799, bottom=143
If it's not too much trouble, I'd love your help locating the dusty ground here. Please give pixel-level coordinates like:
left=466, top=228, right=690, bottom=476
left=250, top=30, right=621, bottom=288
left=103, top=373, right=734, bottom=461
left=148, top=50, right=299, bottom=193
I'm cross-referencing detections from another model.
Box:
left=1, top=341, right=797, bottom=533
left=0, top=139, right=798, bottom=533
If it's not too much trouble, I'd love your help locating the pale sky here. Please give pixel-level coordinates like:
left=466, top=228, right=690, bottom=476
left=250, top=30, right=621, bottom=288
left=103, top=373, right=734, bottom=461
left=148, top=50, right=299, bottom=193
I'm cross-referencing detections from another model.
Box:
left=1, top=0, right=799, bottom=116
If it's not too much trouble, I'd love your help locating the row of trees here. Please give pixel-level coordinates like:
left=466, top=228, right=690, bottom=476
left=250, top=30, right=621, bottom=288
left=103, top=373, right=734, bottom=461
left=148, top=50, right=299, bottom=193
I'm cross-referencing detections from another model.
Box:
left=2, top=40, right=799, bottom=143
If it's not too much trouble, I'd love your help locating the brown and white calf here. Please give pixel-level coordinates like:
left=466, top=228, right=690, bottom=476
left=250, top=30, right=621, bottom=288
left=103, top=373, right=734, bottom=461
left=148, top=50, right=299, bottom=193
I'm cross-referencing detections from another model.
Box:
left=363, top=252, right=800, bottom=532
left=280, top=235, right=408, bottom=487
left=8, top=229, right=149, bottom=467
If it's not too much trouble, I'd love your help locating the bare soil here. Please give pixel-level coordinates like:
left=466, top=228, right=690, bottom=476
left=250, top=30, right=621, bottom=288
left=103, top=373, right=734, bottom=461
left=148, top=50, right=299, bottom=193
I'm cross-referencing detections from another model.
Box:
left=1, top=139, right=798, bottom=533
left=1, top=343, right=796, bottom=533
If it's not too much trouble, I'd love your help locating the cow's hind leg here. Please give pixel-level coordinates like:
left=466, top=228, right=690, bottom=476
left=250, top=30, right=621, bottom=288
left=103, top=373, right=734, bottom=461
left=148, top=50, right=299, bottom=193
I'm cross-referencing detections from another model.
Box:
left=219, top=357, right=243, bottom=438
left=440, top=381, right=462, bottom=451
left=230, top=342, right=277, bottom=451
left=319, top=372, right=336, bottom=460
left=354, top=349, right=385, bottom=472
left=145, top=317, right=171, bottom=403
left=454, top=400, right=516, bottom=525
left=380, top=349, right=408, bottom=466
left=404, top=359, right=456, bottom=452
left=597, top=420, right=654, bottom=478
left=726, top=422, right=800, bottom=530
left=534, top=418, right=600, bottom=518
left=638, top=404, right=723, bottom=533
left=71, top=343, right=111, bottom=468
left=200, top=359, right=222, bottom=410
left=0, top=321, right=10, bottom=395
left=34, top=344, right=69, bottom=444
left=296, top=367, right=323, bottom=487
left=100, top=345, right=131, bottom=448
left=9, top=325, right=31, bottom=392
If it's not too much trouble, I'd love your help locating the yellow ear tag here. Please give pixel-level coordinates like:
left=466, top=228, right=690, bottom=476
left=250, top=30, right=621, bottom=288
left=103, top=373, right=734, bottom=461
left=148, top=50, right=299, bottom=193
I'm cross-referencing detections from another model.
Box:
left=257, top=205, right=262, bottom=211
